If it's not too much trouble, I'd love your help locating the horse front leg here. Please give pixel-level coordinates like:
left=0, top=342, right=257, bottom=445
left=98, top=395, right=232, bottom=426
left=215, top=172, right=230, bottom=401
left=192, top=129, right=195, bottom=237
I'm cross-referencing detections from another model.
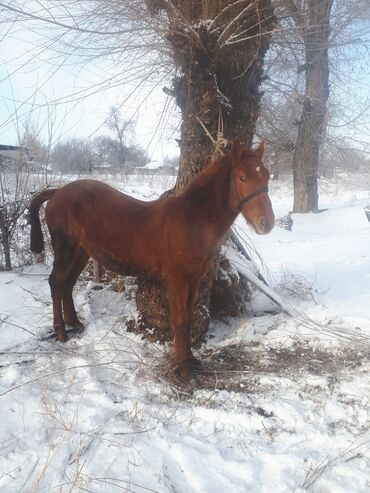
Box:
left=168, top=279, right=199, bottom=381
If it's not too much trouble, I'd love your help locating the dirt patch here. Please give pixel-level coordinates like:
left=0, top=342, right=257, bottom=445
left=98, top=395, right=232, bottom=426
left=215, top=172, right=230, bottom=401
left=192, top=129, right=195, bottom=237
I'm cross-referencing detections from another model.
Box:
left=155, top=342, right=368, bottom=394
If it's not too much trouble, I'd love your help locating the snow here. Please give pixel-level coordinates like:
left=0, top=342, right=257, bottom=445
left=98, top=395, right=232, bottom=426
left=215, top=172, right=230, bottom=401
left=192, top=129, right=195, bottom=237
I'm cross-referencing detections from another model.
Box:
left=144, top=160, right=162, bottom=170
left=1, top=174, right=370, bottom=492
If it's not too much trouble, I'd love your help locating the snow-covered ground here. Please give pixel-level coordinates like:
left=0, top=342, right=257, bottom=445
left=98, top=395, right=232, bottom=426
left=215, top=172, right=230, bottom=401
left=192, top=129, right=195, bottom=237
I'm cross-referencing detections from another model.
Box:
left=1, top=173, right=369, bottom=492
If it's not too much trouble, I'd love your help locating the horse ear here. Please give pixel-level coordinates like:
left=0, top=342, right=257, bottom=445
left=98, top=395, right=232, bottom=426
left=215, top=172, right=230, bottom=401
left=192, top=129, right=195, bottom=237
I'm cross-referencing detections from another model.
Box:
left=254, top=140, right=265, bottom=158
left=231, top=140, right=243, bottom=163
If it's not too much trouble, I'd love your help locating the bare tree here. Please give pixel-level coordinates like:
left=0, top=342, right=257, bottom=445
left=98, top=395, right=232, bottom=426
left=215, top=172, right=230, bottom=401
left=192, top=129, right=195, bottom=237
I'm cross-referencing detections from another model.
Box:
left=125, top=144, right=149, bottom=167
left=263, top=0, right=370, bottom=209
left=284, top=0, right=333, bottom=212
left=0, top=166, right=27, bottom=270
left=92, top=135, right=149, bottom=170
left=106, top=106, right=135, bottom=168
left=0, top=148, right=43, bottom=270
left=21, top=124, right=51, bottom=180
left=92, top=136, right=114, bottom=170
left=257, top=93, right=299, bottom=179
left=52, top=138, right=94, bottom=175
left=0, top=108, right=51, bottom=270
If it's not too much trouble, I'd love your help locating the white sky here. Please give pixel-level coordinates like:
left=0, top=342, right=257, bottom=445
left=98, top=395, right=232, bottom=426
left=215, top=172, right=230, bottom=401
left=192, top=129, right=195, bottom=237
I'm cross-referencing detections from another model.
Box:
left=1, top=4, right=369, bottom=160
left=0, top=18, right=180, bottom=160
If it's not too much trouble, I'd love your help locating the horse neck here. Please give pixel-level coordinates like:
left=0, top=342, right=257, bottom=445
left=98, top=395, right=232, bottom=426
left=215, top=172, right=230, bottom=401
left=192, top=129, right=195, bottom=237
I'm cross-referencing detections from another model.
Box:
left=182, top=157, right=237, bottom=235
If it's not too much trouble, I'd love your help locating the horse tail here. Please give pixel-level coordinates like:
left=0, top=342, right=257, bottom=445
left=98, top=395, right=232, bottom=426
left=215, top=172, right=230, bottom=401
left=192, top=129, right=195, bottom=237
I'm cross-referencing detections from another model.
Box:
left=29, top=188, right=58, bottom=262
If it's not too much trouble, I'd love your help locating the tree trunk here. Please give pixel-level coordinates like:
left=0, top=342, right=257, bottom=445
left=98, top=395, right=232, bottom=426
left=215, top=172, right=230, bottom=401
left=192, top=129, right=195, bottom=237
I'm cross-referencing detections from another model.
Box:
left=2, top=236, right=11, bottom=271
left=135, top=1, right=275, bottom=344
left=0, top=211, right=12, bottom=271
left=292, top=0, right=333, bottom=213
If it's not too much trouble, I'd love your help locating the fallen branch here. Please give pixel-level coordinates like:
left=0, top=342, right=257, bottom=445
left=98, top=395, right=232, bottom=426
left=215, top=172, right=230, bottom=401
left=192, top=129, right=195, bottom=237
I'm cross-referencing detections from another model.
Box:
left=229, top=249, right=370, bottom=347
left=230, top=256, right=293, bottom=316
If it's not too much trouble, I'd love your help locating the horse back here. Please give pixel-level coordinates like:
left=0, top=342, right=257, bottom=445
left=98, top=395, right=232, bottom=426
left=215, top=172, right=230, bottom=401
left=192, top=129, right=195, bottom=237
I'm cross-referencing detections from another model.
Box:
left=45, top=180, right=178, bottom=277
left=45, top=179, right=217, bottom=281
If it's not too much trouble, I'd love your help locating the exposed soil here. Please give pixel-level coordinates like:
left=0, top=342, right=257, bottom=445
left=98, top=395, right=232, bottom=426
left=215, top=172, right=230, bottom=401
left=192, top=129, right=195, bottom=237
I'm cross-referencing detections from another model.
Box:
left=156, top=342, right=369, bottom=394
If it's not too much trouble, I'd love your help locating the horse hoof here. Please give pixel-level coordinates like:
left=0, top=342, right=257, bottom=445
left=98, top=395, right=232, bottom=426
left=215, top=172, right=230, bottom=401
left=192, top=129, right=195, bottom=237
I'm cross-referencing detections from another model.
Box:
left=175, top=357, right=202, bottom=382
left=187, top=356, right=202, bottom=370
left=65, top=319, right=85, bottom=331
left=56, top=333, right=68, bottom=343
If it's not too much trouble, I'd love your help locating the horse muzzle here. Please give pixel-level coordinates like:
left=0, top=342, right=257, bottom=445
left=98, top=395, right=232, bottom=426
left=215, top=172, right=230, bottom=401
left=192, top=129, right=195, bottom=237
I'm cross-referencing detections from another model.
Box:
left=254, top=214, right=275, bottom=235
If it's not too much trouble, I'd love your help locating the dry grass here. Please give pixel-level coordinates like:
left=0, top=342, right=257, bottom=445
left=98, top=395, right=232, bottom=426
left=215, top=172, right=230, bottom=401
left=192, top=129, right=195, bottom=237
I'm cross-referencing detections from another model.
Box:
left=276, top=268, right=323, bottom=304
left=302, top=435, right=370, bottom=490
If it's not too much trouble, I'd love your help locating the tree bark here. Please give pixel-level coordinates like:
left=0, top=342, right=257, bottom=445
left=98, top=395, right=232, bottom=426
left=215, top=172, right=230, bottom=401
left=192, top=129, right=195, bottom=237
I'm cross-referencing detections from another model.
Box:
left=2, top=236, right=11, bottom=271
left=0, top=210, right=12, bottom=271
left=292, top=0, right=333, bottom=213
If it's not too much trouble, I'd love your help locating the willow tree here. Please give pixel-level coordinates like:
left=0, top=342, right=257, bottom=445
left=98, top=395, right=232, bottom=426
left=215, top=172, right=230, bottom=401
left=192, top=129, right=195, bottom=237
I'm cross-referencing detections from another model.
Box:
left=148, top=1, right=275, bottom=189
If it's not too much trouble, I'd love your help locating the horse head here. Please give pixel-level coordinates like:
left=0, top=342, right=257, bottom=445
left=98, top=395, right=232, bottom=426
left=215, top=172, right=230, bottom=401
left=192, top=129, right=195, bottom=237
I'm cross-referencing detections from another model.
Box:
left=229, top=140, right=275, bottom=235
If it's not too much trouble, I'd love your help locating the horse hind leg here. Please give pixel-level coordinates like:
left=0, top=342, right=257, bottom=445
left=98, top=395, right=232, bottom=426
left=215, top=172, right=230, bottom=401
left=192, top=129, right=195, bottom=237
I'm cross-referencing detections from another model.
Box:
left=48, top=232, right=79, bottom=342
left=186, top=279, right=202, bottom=370
left=63, top=249, right=89, bottom=331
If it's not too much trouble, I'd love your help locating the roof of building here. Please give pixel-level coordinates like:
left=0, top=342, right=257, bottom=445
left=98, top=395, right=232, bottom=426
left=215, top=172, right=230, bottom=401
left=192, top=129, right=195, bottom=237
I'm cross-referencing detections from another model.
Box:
left=0, top=145, right=23, bottom=151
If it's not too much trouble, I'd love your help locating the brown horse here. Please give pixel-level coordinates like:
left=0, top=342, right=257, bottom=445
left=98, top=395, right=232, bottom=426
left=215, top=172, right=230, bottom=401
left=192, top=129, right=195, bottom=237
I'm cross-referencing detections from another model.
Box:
left=29, top=140, right=274, bottom=379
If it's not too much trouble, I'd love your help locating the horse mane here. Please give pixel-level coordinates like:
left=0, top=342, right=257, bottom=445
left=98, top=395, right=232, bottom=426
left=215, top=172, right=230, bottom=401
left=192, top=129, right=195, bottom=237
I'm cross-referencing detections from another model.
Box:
left=182, top=154, right=231, bottom=199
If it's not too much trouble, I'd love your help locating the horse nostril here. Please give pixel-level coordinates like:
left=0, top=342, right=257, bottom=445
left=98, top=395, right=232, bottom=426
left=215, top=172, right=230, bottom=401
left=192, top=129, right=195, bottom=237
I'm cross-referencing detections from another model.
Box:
left=259, top=216, right=265, bottom=227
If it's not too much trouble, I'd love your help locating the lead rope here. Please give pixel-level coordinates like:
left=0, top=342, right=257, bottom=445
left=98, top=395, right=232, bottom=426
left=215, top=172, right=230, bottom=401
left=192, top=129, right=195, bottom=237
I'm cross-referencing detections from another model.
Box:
left=196, top=106, right=228, bottom=158
left=216, top=106, right=228, bottom=157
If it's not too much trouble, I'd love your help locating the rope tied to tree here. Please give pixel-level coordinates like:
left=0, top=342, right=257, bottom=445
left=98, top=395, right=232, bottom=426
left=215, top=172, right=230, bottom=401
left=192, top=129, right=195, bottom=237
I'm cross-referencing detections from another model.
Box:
left=196, top=106, right=228, bottom=159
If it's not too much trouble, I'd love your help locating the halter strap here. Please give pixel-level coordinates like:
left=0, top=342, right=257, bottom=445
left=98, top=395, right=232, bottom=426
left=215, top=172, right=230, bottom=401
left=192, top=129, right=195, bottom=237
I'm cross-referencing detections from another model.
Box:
left=235, top=186, right=269, bottom=211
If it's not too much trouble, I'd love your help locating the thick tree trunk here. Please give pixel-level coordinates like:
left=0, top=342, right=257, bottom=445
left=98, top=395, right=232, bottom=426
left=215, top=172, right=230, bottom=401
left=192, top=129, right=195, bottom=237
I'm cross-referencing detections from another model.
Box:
left=135, top=1, right=275, bottom=344
left=292, top=0, right=333, bottom=213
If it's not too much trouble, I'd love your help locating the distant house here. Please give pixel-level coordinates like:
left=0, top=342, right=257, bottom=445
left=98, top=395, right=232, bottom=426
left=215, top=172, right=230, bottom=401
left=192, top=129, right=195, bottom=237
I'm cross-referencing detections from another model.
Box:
left=132, top=160, right=177, bottom=176
left=0, top=145, right=32, bottom=169
left=93, top=161, right=114, bottom=173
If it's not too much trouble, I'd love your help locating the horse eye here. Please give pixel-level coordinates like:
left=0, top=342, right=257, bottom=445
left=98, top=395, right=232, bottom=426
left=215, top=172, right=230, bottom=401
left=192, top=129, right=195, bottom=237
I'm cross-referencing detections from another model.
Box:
left=240, top=175, right=246, bottom=182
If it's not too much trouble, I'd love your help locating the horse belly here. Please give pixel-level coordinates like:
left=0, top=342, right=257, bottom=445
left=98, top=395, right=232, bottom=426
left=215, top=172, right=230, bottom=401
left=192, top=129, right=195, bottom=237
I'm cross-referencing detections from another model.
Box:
left=93, top=253, right=148, bottom=278
left=85, top=237, right=162, bottom=280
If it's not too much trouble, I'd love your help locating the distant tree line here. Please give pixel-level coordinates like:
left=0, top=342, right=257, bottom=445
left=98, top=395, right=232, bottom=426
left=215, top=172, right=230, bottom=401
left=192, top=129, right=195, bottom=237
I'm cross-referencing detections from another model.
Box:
left=52, top=136, right=150, bottom=175
left=51, top=106, right=151, bottom=174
